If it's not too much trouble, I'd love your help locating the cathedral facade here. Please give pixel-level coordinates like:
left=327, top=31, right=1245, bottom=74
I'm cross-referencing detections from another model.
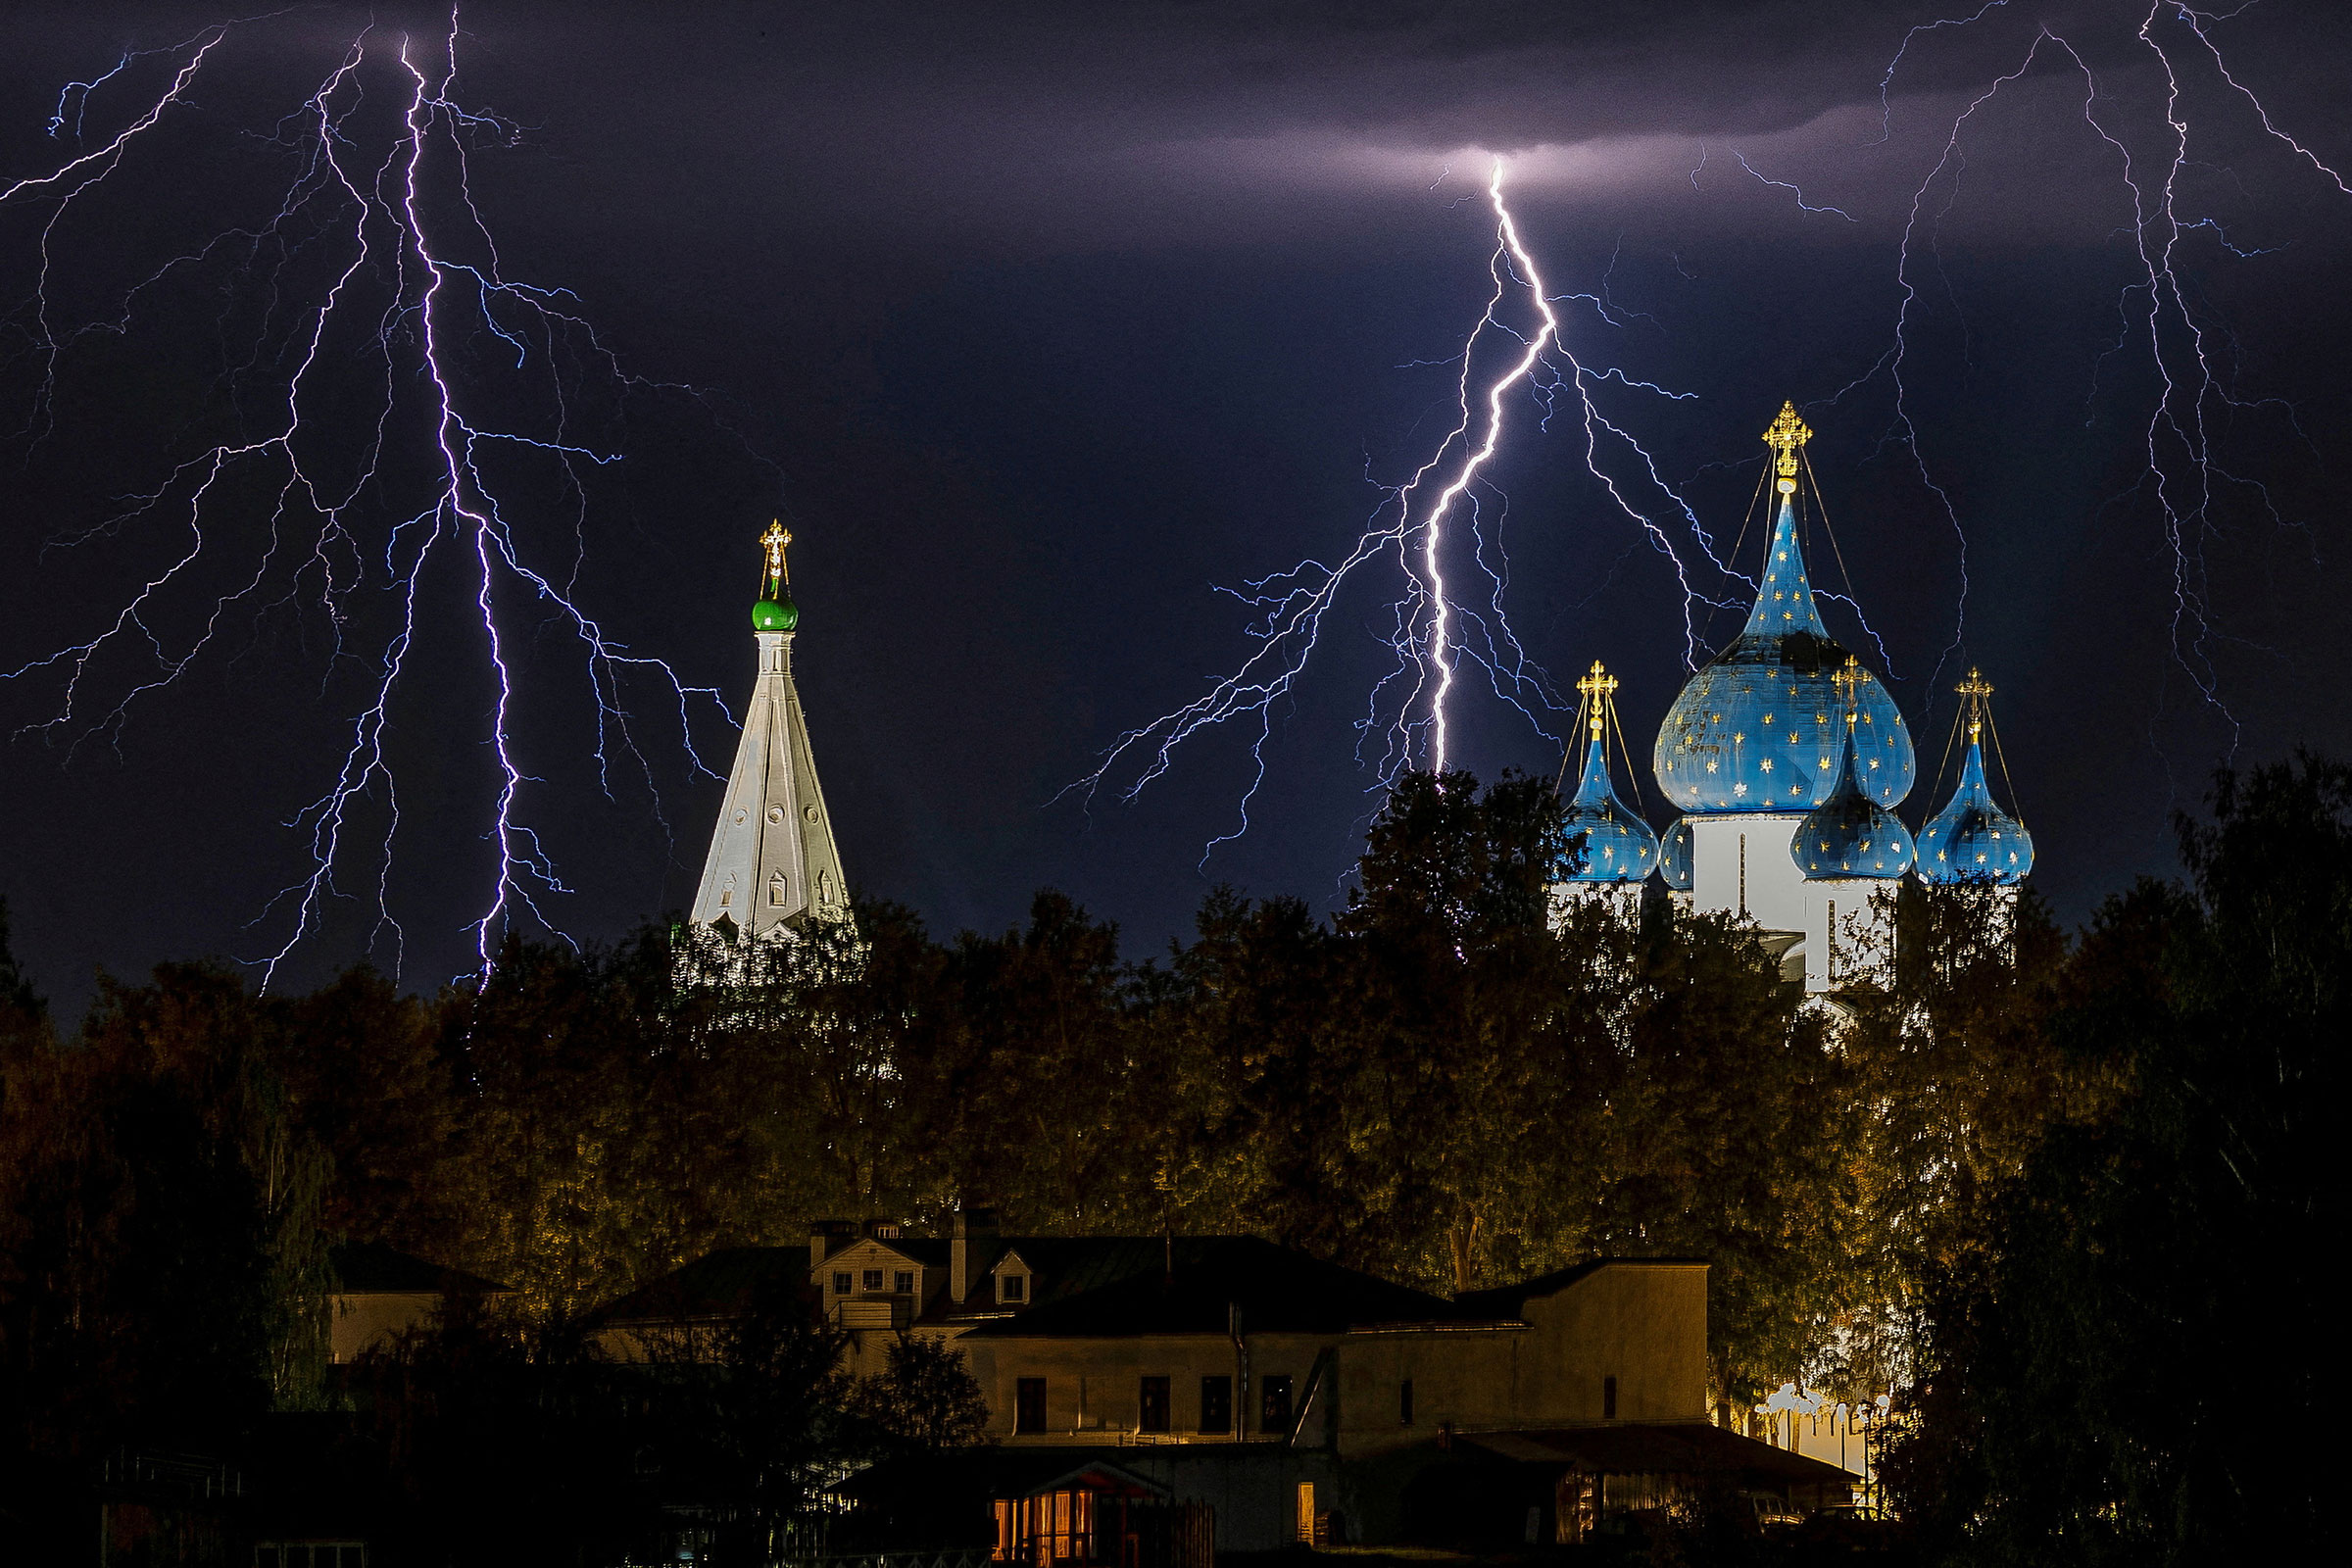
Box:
left=1554, top=403, right=2034, bottom=993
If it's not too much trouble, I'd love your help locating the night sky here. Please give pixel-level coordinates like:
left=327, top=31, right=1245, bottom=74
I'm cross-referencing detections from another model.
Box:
left=3, top=1, right=2348, bottom=1006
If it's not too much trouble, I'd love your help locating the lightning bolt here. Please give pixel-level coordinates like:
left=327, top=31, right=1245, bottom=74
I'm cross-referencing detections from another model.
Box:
left=1073, top=160, right=1750, bottom=856
left=1851, top=0, right=2342, bottom=734
left=1, top=11, right=747, bottom=982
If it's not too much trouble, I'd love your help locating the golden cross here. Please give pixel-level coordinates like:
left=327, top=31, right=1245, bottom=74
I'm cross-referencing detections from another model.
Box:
left=760, top=519, right=792, bottom=594
left=1831, top=654, right=1868, bottom=726
left=1576, top=660, right=1617, bottom=741
left=1761, top=400, right=1813, bottom=482
left=1956, top=665, right=1993, bottom=746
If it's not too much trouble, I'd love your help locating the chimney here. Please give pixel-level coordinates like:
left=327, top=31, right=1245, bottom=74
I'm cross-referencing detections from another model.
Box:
left=950, top=1205, right=999, bottom=1305
left=808, top=1218, right=855, bottom=1270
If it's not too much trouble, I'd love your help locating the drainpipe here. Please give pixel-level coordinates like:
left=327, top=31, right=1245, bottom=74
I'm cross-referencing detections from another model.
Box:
left=1229, top=1301, right=1247, bottom=1442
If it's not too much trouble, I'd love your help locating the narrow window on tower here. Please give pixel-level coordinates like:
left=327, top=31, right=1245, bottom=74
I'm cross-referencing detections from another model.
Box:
left=1603, top=1375, right=1618, bottom=1420
left=1739, top=834, right=1748, bottom=913
left=768, top=871, right=788, bottom=907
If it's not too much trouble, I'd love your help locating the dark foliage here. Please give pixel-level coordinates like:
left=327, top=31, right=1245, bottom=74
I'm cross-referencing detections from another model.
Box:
left=0, top=759, right=2335, bottom=1561
left=1882, top=755, right=2341, bottom=1565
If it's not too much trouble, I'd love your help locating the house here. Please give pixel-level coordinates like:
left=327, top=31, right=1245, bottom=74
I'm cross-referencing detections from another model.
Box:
left=597, top=1209, right=1832, bottom=1549
left=324, top=1242, right=505, bottom=1364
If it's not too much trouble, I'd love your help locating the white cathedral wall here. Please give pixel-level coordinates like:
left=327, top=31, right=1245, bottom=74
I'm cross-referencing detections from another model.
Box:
left=1547, top=879, right=1644, bottom=929
left=1683, top=815, right=1908, bottom=994
left=1801, top=879, right=1894, bottom=992
left=1686, top=814, right=1809, bottom=933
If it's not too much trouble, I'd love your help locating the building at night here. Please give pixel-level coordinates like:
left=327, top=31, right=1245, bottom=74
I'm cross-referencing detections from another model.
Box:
left=597, top=1210, right=1853, bottom=1549
left=1560, top=403, right=2034, bottom=992
left=687, top=521, right=850, bottom=940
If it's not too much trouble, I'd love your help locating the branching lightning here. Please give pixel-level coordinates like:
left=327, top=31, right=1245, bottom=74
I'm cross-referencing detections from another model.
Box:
left=1848, top=0, right=2346, bottom=730
left=1071, top=161, right=1747, bottom=855
left=0, top=11, right=741, bottom=981
left=1085, top=0, right=2338, bottom=856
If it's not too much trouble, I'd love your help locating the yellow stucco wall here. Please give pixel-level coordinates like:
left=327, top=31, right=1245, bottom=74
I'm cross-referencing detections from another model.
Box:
left=327, top=1291, right=437, bottom=1363
left=951, top=1261, right=1709, bottom=1455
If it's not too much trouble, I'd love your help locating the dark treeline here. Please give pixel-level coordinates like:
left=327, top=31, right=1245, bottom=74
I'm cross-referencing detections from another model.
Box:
left=0, top=759, right=2337, bottom=1563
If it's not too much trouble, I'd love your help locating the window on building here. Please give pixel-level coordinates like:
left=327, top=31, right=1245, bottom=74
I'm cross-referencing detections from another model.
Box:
left=1199, top=1375, right=1232, bottom=1434
left=861, top=1268, right=884, bottom=1291
left=893, top=1271, right=914, bottom=1295
left=768, top=872, right=788, bottom=907
left=999, top=1272, right=1025, bottom=1303
left=1295, top=1484, right=1316, bottom=1544
left=1603, top=1375, right=1618, bottom=1420
left=1139, top=1376, right=1170, bottom=1433
left=832, top=1271, right=852, bottom=1296
left=1399, top=1378, right=1415, bottom=1426
left=1015, top=1377, right=1047, bottom=1435
left=1260, top=1374, right=1294, bottom=1434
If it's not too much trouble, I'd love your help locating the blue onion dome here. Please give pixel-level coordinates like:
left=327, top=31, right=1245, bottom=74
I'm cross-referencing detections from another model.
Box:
left=1652, top=497, right=1915, bottom=814
left=1560, top=736, right=1661, bottom=883
left=1919, top=737, right=2034, bottom=884
left=1793, top=712, right=1917, bottom=880
left=1659, top=818, right=1694, bottom=892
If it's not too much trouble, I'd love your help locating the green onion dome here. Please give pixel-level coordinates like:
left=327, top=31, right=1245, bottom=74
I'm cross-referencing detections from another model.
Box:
left=753, top=596, right=798, bottom=633
left=1653, top=499, right=1914, bottom=814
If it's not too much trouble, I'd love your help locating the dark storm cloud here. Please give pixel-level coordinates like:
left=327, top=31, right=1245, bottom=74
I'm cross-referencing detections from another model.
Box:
left=449, top=0, right=2339, bottom=261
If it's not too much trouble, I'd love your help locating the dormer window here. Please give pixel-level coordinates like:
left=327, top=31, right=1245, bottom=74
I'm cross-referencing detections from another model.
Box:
left=999, top=1272, right=1026, bottom=1303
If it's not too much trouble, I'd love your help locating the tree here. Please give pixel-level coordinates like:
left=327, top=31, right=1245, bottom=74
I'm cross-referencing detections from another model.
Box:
left=1884, top=756, right=2341, bottom=1564
left=849, top=1333, right=992, bottom=1452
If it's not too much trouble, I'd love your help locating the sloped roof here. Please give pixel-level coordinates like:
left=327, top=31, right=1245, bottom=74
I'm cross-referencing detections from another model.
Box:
left=1452, top=1256, right=1707, bottom=1318
left=956, top=1236, right=1486, bottom=1338
left=594, top=1246, right=818, bottom=1324
left=819, top=1235, right=952, bottom=1268
left=1461, top=1423, right=1856, bottom=1486
left=328, top=1240, right=505, bottom=1296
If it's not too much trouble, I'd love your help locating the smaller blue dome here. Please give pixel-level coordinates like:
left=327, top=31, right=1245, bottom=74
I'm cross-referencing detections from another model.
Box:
left=1660, top=818, right=1694, bottom=892
left=1918, top=740, right=2034, bottom=884
left=1560, top=737, right=1661, bottom=883
left=1794, top=722, right=1916, bottom=880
